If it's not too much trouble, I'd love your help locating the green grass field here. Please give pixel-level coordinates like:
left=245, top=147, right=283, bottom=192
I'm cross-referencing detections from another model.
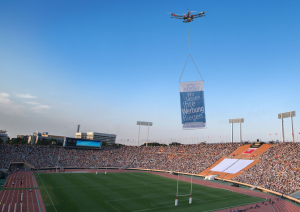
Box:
left=35, top=172, right=263, bottom=212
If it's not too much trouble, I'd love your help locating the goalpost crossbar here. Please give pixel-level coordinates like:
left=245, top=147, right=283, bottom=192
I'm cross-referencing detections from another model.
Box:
left=177, top=194, right=191, bottom=197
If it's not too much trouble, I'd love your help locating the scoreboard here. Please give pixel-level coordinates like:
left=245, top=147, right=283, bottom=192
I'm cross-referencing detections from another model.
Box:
left=63, top=137, right=102, bottom=149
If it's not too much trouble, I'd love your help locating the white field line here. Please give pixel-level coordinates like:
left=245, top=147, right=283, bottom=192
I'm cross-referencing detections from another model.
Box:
left=105, top=200, right=121, bottom=212
left=150, top=204, right=158, bottom=208
left=38, top=173, right=57, bottom=212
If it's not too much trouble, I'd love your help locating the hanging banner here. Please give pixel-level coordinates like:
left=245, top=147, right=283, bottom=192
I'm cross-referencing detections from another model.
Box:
left=179, top=81, right=206, bottom=129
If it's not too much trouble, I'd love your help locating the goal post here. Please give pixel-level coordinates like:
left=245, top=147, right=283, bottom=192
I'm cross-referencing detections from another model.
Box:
left=175, top=173, right=193, bottom=206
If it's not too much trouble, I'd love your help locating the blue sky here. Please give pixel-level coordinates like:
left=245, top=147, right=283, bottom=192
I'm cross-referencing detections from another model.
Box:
left=1, top=0, right=300, bottom=144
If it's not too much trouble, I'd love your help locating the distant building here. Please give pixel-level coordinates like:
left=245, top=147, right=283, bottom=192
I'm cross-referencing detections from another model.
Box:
left=76, top=132, right=116, bottom=145
left=0, top=130, right=9, bottom=142
left=28, top=135, right=37, bottom=145
left=33, top=131, right=41, bottom=136
left=18, top=132, right=65, bottom=145
left=23, top=132, right=40, bottom=145
left=75, top=132, right=87, bottom=139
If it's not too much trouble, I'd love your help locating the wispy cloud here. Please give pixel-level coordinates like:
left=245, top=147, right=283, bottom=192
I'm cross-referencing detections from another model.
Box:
left=25, top=101, right=50, bottom=112
left=0, top=93, right=50, bottom=115
left=33, top=104, right=50, bottom=110
left=0, top=92, right=11, bottom=105
left=24, top=101, right=39, bottom=105
left=15, top=93, right=37, bottom=99
left=0, top=92, right=24, bottom=114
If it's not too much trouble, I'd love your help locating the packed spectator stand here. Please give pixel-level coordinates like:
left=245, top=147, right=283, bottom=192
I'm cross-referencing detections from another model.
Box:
left=234, top=142, right=300, bottom=195
left=1, top=142, right=300, bottom=196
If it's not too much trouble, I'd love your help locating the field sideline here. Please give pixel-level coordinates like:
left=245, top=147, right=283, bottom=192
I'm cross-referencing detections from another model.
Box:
left=34, top=171, right=264, bottom=212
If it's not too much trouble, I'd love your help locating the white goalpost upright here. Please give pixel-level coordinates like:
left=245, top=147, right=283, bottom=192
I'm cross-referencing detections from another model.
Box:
left=175, top=173, right=193, bottom=206
left=175, top=172, right=179, bottom=206
left=189, top=176, right=193, bottom=204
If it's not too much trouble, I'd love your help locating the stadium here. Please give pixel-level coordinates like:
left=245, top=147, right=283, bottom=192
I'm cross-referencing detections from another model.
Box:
left=1, top=0, right=300, bottom=212
left=1, top=140, right=300, bottom=212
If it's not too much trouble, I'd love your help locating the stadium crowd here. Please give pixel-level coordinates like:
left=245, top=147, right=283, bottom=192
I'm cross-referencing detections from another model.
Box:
left=234, top=142, right=300, bottom=195
left=0, top=143, right=239, bottom=174
left=1, top=142, right=300, bottom=195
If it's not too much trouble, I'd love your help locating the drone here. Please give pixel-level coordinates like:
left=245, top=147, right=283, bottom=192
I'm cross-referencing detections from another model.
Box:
left=171, top=10, right=205, bottom=23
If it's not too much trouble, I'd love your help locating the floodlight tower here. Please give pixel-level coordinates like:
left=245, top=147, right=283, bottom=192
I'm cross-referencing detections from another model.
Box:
left=136, top=121, right=153, bottom=146
left=278, top=111, right=296, bottom=142
left=229, top=118, right=244, bottom=143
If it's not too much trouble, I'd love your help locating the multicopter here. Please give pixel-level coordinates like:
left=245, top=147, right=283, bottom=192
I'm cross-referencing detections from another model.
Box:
left=170, top=10, right=205, bottom=23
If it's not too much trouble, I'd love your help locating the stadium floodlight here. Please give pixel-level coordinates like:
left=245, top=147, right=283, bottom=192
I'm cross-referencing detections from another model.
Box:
left=278, top=111, right=296, bottom=142
left=137, top=121, right=153, bottom=126
left=229, top=118, right=244, bottom=143
left=229, top=118, right=244, bottom=123
left=278, top=111, right=295, bottom=119
left=137, top=121, right=153, bottom=146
